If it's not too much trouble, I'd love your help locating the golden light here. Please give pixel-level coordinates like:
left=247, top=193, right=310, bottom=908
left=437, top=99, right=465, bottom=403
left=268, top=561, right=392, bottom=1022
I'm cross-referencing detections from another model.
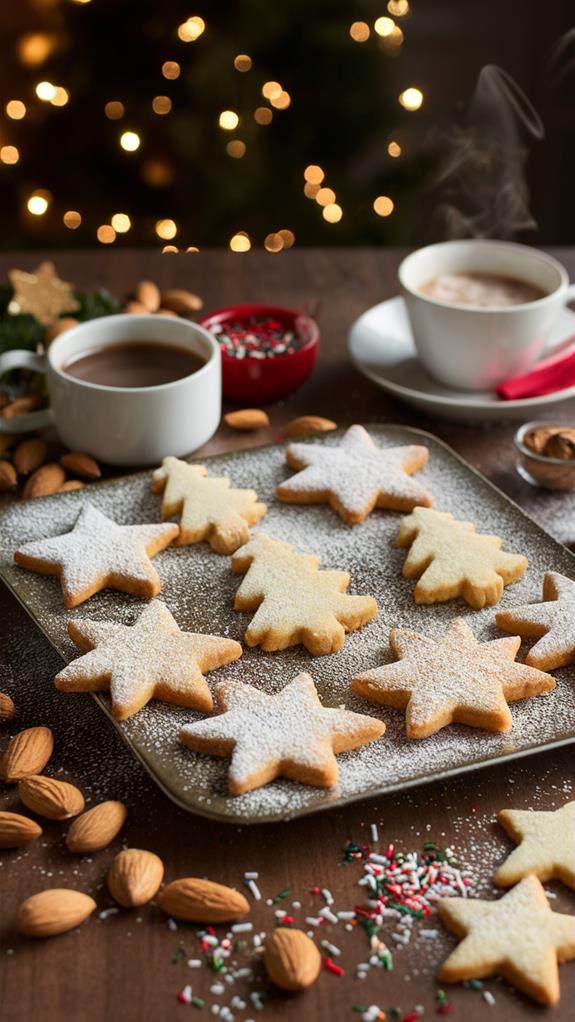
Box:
left=70, top=0, right=92, bottom=5
left=0, top=146, right=19, bottom=165
left=177, top=16, right=205, bottom=42
left=63, top=210, right=82, bottom=229
left=387, top=140, right=402, bottom=157
left=35, top=81, right=56, bottom=101
left=219, top=110, right=239, bottom=130
left=186, top=246, right=200, bottom=253
left=97, top=225, right=116, bottom=244
left=142, top=159, right=173, bottom=187
left=254, top=107, right=273, bottom=125
left=229, top=232, right=251, bottom=253
left=6, top=101, right=26, bottom=120
left=374, top=16, right=395, bottom=36
left=373, top=195, right=394, bottom=216
left=105, top=100, right=124, bottom=120
left=234, top=54, right=252, bottom=72
left=271, top=91, right=291, bottom=110
left=27, top=193, right=50, bottom=216
left=315, top=187, right=336, bottom=207
left=304, top=164, right=324, bottom=184
left=226, top=139, right=246, bottom=159
left=399, top=87, right=423, bottom=111
left=278, top=229, right=295, bottom=249
left=388, top=0, right=409, bottom=15
left=262, top=81, right=282, bottom=101
left=264, top=233, right=284, bottom=253
left=120, top=130, right=141, bottom=152
left=304, top=182, right=320, bottom=199
left=152, top=95, right=172, bottom=115
left=17, top=33, right=55, bottom=67
left=51, top=87, right=69, bottom=107
left=323, top=203, right=343, bottom=223
left=350, top=21, right=370, bottom=42
left=162, top=61, right=180, bottom=80
left=155, top=218, right=177, bottom=240
left=111, top=212, right=131, bottom=233
left=162, top=245, right=178, bottom=253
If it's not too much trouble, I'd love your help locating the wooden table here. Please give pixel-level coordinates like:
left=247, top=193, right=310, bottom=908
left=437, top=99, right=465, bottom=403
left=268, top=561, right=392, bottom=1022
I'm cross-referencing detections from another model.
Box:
left=1, top=248, right=574, bottom=1022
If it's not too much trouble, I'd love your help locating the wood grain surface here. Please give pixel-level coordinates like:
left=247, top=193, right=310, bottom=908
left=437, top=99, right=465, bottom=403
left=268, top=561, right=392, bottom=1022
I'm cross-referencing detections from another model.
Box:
left=0, top=248, right=574, bottom=1022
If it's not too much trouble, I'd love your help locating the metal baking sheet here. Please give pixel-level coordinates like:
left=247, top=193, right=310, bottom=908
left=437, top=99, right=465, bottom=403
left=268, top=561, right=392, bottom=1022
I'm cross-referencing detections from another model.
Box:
left=1, top=425, right=574, bottom=824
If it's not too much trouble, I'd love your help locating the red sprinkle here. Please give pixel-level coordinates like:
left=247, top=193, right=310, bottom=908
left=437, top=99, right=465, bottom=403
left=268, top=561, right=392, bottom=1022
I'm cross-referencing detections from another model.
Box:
left=437, top=1005, right=453, bottom=1014
left=403, top=1013, right=420, bottom=1022
left=323, top=957, right=345, bottom=976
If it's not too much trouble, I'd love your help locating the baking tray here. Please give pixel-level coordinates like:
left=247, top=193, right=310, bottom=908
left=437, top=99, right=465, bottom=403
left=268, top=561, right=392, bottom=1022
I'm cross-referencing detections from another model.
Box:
left=1, top=425, right=574, bottom=824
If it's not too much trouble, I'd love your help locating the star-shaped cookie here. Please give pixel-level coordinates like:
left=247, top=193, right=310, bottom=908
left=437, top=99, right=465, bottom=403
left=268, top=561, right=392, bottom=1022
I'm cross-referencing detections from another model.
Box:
left=180, top=672, right=385, bottom=794
left=496, top=572, right=575, bottom=670
left=495, top=801, right=575, bottom=890
left=54, top=600, right=242, bottom=719
left=437, top=875, right=575, bottom=1005
left=8, top=261, right=80, bottom=327
left=352, top=617, right=555, bottom=739
left=14, top=504, right=179, bottom=608
left=276, top=424, right=432, bottom=524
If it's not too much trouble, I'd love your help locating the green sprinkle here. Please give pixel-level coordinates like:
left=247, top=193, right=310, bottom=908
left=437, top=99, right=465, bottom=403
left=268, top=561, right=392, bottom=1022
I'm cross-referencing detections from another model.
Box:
left=436, top=989, right=447, bottom=1001
left=467, top=979, right=483, bottom=990
left=352, top=1008, right=368, bottom=1015
left=272, top=889, right=290, bottom=903
left=172, top=948, right=184, bottom=964
left=191, top=996, right=205, bottom=1008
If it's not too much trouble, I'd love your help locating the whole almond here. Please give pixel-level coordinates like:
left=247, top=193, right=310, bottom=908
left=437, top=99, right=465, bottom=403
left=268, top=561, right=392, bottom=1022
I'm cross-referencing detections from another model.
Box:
left=45, top=318, right=79, bottom=345
left=157, top=878, right=250, bottom=923
left=58, top=479, right=86, bottom=492
left=0, top=810, right=42, bottom=848
left=107, top=848, right=164, bottom=907
left=224, top=408, right=270, bottom=431
left=0, top=460, right=17, bottom=491
left=135, top=280, right=161, bottom=312
left=0, top=726, right=54, bottom=782
left=124, top=300, right=149, bottom=315
left=160, top=289, right=203, bottom=315
left=59, top=452, right=101, bottom=480
left=2, top=395, right=42, bottom=420
left=66, top=800, right=127, bottom=853
left=19, top=775, right=85, bottom=820
left=263, top=928, right=321, bottom=990
left=17, top=888, right=96, bottom=937
left=13, top=438, right=48, bottom=475
left=286, top=415, right=337, bottom=439
left=0, top=693, right=16, bottom=721
left=21, top=463, right=65, bottom=500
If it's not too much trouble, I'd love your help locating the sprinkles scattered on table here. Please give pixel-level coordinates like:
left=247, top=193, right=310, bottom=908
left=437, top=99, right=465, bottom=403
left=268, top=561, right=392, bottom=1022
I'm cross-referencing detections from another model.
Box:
left=207, top=316, right=303, bottom=359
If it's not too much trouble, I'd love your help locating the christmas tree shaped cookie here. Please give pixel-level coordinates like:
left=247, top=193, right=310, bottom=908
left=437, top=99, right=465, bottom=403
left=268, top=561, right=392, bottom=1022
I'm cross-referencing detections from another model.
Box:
left=353, top=617, right=554, bottom=739
left=396, top=507, right=528, bottom=608
left=152, top=456, right=267, bottom=554
left=496, top=572, right=575, bottom=670
left=180, top=672, right=385, bottom=794
left=495, top=801, right=575, bottom=890
left=55, top=600, right=242, bottom=720
left=231, top=532, right=377, bottom=655
left=276, top=424, right=432, bottom=525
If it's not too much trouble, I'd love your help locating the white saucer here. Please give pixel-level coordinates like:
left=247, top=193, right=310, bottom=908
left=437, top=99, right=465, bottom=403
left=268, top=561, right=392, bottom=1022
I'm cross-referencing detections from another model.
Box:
left=348, top=295, right=575, bottom=422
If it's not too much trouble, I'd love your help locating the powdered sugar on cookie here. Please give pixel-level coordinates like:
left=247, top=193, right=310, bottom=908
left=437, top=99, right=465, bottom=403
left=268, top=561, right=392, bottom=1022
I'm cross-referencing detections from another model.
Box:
left=276, top=424, right=431, bottom=524
left=496, top=571, right=575, bottom=670
left=495, top=800, right=575, bottom=889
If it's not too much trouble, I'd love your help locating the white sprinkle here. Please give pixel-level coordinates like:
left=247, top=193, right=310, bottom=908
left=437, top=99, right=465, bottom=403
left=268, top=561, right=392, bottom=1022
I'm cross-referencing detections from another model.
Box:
left=179, top=985, right=193, bottom=1004
left=230, top=997, right=246, bottom=1010
left=98, top=907, right=119, bottom=920
left=370, top=824, right=379, bottom=843
left=250, top=991, right=265, bottom=1010
left=337, top=911, right=355, bottom=920
left=320, top=940, right=341, bottom=957
left=203, top=934, right=219, bottom=947
left=244, top=871, right=259, bottom=880
left=319, top=907, right=338, bottom=924
left=420, top=929, right=439, bottom=938
left=187, top=959, right=202, bottom=968
left=545, top=889, right=557, bottom=899
left=483, top=991, right=496, bottom=1007
left=369, top=853, right=387, bottom=864
left=246, top=880, right=261, bottom=901
left=321, top=888, right=334, bottom=905
left=211, top=983, right=225, bottom=995
left=167, top=918, right=178, bottom=932
left=252, top=934, right=262, bottom=948
left=292, top=901, right=301, bottom=909
left=231, top=922, right=253, bottom=933
left=305, top=916, right=321, bottom=927
left=275, top=910, right=286, bottom=919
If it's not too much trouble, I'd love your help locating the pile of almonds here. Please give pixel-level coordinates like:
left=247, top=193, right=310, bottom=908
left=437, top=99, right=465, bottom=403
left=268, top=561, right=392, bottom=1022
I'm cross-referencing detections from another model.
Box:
left=0, top=437, right=101, bottom=499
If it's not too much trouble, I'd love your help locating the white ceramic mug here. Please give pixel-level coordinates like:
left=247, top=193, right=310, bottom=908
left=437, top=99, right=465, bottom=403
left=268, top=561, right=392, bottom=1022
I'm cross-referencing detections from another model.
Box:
left=398, top=240, right=575, bottom=390
left=0, top=314, right=221, bottom=465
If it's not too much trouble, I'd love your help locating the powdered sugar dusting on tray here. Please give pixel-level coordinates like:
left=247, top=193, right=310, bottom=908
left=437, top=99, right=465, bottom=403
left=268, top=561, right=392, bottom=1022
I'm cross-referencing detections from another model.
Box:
left=0, top=425, right=574, bottom=823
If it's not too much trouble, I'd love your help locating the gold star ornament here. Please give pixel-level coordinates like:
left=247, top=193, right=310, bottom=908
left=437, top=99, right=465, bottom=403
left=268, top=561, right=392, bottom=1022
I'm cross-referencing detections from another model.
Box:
left=8, top=261, right=80, bottom=327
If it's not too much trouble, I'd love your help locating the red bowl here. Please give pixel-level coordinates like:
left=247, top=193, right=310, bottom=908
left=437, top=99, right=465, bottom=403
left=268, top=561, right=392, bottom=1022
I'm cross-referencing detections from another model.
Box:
left=199, top=303, right=320, bottom=403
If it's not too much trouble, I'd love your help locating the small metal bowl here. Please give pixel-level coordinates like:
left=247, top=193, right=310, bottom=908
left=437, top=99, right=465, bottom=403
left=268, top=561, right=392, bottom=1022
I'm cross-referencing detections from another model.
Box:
left=514, top=420, right=575, bottom=490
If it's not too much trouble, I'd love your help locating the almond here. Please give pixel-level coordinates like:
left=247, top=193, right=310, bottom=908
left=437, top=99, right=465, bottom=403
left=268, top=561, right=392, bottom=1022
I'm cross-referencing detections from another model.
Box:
left=0, top=460, right=17, bottom=492
left=124, top=300, right=149, bottom=315
left=2, top=395, right=42, bottom=419
left=0, top=692, right=16, bottom=721
left=135, top=280, right=161, bottom=312
left=263, top=927, right=321, bottom=991
left=224, top=408, right=270, bottom=431
left=286, top=415, right=337, bottom=439
left=59, top=451, right=101, bottom=479
left=157, top=878, right=250, bottom=923
left=13, top=438, right=48, bottom=475
left=0, top=726, right=54, bottom=782
left=66, top=800, right=127, bottom=853
left=17, top=888, right=96, bottom=937
left=160, top=289, right=203, bottom=315
left=19, top=775, right=85, bottom=820
left=107, top=848, right=164, bottom=907
left=0, top=810, right=42, bottom=848
left=58, top=479, right=86, bottom=492
left=21, top=463, right=66, bottom=500
left=45, top=318, right=79, bottom=345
